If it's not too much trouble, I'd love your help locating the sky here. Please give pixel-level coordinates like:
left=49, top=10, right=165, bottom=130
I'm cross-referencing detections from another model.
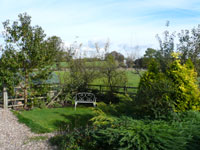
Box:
left=0, top=0, right=200, bottom=57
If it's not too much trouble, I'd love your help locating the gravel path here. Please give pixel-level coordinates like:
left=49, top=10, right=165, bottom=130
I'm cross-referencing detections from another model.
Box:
left=0, top=108, right=57, bottom=150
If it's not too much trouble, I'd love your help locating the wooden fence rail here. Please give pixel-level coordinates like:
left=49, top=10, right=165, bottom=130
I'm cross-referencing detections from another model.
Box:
left=87, top=84, right=138, bottom=95
left=0, top=84, right=138, bottom=109
left=0, top=87, right=54, bottom=109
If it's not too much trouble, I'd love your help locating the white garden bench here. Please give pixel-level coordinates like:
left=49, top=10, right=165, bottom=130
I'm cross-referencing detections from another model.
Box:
left=75, top=92, right=96, bottom=110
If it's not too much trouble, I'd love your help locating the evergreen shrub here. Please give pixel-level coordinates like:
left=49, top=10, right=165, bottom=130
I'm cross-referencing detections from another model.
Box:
left=136, top=54, right=200, bottom=118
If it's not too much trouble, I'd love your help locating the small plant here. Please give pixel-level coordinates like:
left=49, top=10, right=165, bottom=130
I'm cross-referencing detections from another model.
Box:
left=90, top=108, right=115, bottom=126
left=24, top=136, right=48, bottom=145
left=53, top=102, right=62, bottom=108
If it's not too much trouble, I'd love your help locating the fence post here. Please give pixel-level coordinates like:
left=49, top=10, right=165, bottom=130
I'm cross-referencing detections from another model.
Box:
left=3, top=87, right=8, bottom=109
left=99, top=85, right=102, bottom=93
left=48, top=90, right=55, bottom=99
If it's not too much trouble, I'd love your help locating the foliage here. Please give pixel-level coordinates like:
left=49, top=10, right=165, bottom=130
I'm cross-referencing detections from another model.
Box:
left=0, top=48, right=20, bottom=94
left=2, top=13, right=61, bottom=107
left=136, top=60, right=175, bottom=118
left=177, top=25, right=200, bottom=74
left=105, top=51, right=125, bottom=67
left=90, top=108, right=115, bottom=126
left=67, top=58, right=100, bottom=92
left=167, top=56, right=200, bottom=111
left=156, top=29, right=176, bottom=72
left=134, top=48, right=158, bottom=69
left=136, top=54, right=200, bottom=118
left=30, top=97, right=47, bottom=109
left=144, top=48, right=157, bottom=58
left=101, top=55, right=127, bottom=93
left=134, top=57, right=152, bottom=69
left=126, top=57, right=134, bottom=68
left=50, top=111, right=200, bottom=150
left=52, top=102, right=62, bottom=108
left=98, top=94, right=134, bottom=115
left=90, top=94, right=134, bottom=118
left=156, top=24, right=200, bottom=75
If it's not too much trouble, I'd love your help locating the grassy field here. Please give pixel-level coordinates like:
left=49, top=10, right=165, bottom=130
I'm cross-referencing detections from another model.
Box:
left=13, top=107, right=94, bottom=133
left=52, top=61, right=105, bottom=69
left=55, top=70, right=142, bottom=87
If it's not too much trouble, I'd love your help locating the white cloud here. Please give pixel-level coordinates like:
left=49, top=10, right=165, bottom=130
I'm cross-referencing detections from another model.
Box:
left=1, top=0, right=200, bottom=57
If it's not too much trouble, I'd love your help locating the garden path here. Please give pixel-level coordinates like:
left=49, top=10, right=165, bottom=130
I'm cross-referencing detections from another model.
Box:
left=0, top=108, right=56, bottom=150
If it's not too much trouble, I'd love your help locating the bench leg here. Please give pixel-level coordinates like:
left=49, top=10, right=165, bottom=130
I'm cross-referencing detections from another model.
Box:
left=93, top=102, right=96, bottom=107
left=75, top=102, right=78, bottom=110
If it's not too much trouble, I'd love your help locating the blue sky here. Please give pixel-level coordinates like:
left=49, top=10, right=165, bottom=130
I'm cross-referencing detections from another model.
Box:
left=0, top=0, right=200, bottom=57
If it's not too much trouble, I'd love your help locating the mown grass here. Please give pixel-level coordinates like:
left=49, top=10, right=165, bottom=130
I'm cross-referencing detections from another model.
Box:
left=13, top=107, right=94, bottom=133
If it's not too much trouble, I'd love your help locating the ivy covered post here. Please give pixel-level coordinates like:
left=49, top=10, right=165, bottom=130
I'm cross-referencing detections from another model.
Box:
left=3, top=87, right=8, bottom=109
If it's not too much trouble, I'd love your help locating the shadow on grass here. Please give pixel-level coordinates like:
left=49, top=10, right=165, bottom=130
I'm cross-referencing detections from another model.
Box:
left=13, top=108, right=94, bottom=134
left=13, top=112, right=51, bottom=133
left=53, top=113, right=94, bottom=131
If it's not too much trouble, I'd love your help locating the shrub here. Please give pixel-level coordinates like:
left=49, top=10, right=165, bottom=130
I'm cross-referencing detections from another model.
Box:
left=95, top=94, right=134, bottom=117
left=51, top=112, right=200, bottom=150
left=136, top=54, right=200, bottom=118
left=136, top=60, right=175, bottom=118
left=67, top=58, right=100, bottom=92
left=90, top=108, right=116, bottom=126
left=166, top=57, right=200, bottom=111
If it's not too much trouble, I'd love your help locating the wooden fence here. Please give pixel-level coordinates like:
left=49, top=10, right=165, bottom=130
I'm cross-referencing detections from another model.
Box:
left=87, top=84, right=138, bottom=95
left=0, top=87, right=56, bottom=109
left=0, top=84, right=138, bottom=109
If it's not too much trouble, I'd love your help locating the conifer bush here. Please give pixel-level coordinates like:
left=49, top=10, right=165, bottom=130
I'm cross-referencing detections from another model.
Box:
left=136, top=53, right=200, bottom=118
left=167, top=56, right=200, bottom=111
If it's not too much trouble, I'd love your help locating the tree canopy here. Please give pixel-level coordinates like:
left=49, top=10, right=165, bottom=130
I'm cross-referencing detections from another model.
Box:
left=1, top=13, right=62, bottom=107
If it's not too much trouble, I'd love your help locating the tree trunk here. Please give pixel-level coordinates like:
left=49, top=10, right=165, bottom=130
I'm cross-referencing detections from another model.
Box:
left=24, top=71, right=29, bottom=108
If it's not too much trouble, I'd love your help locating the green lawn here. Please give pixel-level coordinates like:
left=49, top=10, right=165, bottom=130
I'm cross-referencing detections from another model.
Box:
left=13, top=107, right=94, bottom=133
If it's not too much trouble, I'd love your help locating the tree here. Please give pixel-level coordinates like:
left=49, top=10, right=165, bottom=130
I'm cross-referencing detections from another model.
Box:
left=101, top=55, right=127, bottom=95
left=144, top=48, right=157, bottom=58
left=60, top=41, right=100, bottom=93
left=2, top=13, right=60, bottom=107
left=125, top=48, right=137, bottom=68
left=177, top=26, right=200, bottom=74
left=48, top=36, right=65, bottom=62
left=134, top=48, right=157, bottom=69
left=156, top=30, right=176, bottom=73
left=0, top=48, right=20, bottom=94
left=105, top=51, right=125, bottom=67
left=126, top=57, right=134, bottom=68
left=134, top=57, right=149, bottom=69
left=156, top=24, right=200, bottom=75
left=67, top=58, right=100, bottom=92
